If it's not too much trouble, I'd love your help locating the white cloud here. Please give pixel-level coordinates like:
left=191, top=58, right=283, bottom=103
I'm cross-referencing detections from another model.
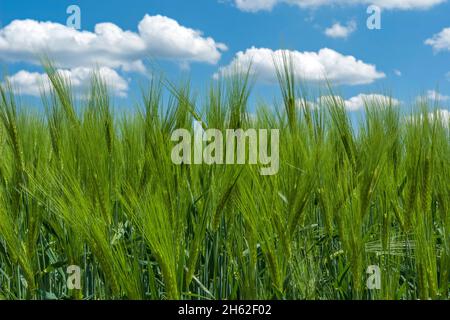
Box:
left=6, top=67, right=129, bottom=97
left=425, top=90, right=450, bottom=102
left=296, top=98, right=317, bottom=110
left=235, top=0, right=278, bottom=11
left=137, top=15, right=227, bottom=63
left=407, top=109, right=450, bottom=126
left=215, top=47, right=385, bottom=85
left=425, top=28, right=450, bottom=52
left=324, top=21, right=357, bottom=39
left=0, top=15, right=227, bottom=72
left=298, top=94, right=399, bottom=111
left=6, top=71, right=49, bottom=97
left=394, top=69, right=402, bottom=76
left=234, top=0, right=446, bottom=11
left=343, top=94, right=400, bottom=111
left=432, top=109, right=450, bottom=123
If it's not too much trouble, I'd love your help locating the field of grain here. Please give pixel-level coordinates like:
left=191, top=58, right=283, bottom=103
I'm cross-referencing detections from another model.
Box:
left=0, top=61, right=448, bottom=300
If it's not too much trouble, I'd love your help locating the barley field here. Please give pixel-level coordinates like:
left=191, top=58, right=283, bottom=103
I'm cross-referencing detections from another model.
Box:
left=0, top=61, right=448, bottom=300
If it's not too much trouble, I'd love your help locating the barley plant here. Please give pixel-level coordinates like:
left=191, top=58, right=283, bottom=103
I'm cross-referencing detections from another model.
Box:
left=0, top=59, right=448, bottom=300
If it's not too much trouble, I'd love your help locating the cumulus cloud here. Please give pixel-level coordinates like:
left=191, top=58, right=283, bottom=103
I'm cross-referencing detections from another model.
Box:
left=424, top=90, right=450, bottom=102
left=6, top=67, right=129, bottom=97
left=215, top=47, right=385, bottom=85
left=324, top=21, right=357, bottom=39
left=415, top=90, right=450, bottom=104
left=235, top=0, right=278, bottom=11
left=432, top=109, right=450, bottom=123
left=6, top=71, right=49, bottom=97
left=0, top=15, right=227, bottom=72
left=234, top=0, right=446, bottom=11
left=407, top=109, right=450, bottom=126
left=298, top=94, right=399, bottom=111
left=343, top=94, right=400, bottom=111
left=425, top=28, right=450, bottom=52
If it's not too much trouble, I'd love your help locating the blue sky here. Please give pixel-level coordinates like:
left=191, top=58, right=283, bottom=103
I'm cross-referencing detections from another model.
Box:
left=1, top=0, right=450, bottom=115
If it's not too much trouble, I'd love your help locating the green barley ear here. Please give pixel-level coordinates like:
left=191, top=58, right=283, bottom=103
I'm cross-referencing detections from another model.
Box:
left=211, top=168, right=242, bottom=231
left=88, top=71, right=114, bottom=156
left=42, top=59, right=80, bottom=130
left=225, top=64, right=253, bottom=130
left=0, top=81, right=25, bottom=179
left=274, top=51, right=297, bottom=132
